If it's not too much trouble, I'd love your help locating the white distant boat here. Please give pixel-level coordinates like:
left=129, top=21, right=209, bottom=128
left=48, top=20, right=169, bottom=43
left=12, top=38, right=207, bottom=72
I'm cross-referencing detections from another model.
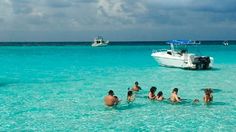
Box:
left=223, top=41, right=229, bottom=46
left=194, top=40, right=201, bottom=44
left=151, top=40, right=214, bottom=70
left=91, top=36, right=109, bottom=47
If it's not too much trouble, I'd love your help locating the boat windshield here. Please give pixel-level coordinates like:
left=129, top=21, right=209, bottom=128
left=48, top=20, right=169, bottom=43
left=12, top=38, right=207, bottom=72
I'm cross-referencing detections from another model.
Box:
left=174, top=45, right=188, bottom=54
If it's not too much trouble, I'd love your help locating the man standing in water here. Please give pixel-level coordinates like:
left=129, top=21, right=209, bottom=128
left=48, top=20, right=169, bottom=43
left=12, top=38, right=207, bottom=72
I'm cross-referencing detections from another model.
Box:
left=104, top=90, right=117, bottom=106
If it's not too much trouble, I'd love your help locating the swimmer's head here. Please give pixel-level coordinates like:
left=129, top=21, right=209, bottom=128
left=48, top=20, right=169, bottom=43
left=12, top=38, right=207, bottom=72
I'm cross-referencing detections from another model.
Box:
left=172, top=88, right=178, bottom=93
left=135, top=81, right=139, bottom=85
left=208, top=88, right=213, bottom=93
left=194, top=99, right=199, bottom=102
left=204, top=88, right=212, bottom=95
left=150, top=86, right=157, bottom=93
left=127, top=91, right=133, bottom=96
left=108, top=90, right=114, bottom=96
left=157, top=91, right=163, bottom=97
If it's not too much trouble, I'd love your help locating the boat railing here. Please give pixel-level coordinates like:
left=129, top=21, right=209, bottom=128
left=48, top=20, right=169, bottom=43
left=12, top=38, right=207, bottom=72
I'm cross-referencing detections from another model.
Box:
left=152, top=49, right=168, bottom=53
left=159, top=49, right=168, bottom=51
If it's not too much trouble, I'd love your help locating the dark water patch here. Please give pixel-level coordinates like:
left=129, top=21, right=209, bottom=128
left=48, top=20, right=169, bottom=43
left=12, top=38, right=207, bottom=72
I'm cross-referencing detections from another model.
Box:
left=0, top=83, right=9, bottom=87
left=115, top=103, right=146, bottom=111
left=200, top=88, right=222, bottom=93
left=182, top=67, right=218, bottom=71
left=1, top=41, right=236, bottom=47
left=104, top=103, right=146, bottom=111
left=210, top=102, right=228, bottom=106
left=209, top=68, right=221, bottom=71
left=0, top=42, right=90, bottom=46
left=0, top=80, right=19, bottom=87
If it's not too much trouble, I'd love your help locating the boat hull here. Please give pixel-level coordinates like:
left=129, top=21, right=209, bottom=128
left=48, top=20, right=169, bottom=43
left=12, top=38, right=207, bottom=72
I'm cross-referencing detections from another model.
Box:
left=91, top=43, right=108, bottom=47
left=153, top=56, right=186, bottom=68
left=151, top=52, right=213, bottom=70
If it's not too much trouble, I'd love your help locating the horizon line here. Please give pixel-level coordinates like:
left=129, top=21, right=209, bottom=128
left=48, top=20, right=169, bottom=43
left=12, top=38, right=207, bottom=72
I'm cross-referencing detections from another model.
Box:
left=0, top=40, right=235, bottom=43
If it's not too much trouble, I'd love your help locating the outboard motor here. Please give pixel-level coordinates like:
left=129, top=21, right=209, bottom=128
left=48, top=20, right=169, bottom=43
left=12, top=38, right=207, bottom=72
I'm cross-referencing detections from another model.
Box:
left=192, top=56, right=211, bottom=70
left=202, top=56, right=210, bottom=69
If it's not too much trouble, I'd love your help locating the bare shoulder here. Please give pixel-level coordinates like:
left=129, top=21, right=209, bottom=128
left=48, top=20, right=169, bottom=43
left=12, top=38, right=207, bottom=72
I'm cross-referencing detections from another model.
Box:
left=104, top=96, right=108, bottom=100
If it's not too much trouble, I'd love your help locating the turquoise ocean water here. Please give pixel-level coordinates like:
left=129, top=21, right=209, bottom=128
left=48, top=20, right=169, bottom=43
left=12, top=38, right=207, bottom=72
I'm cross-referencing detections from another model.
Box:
left=0, top=42, right=236, bottom=131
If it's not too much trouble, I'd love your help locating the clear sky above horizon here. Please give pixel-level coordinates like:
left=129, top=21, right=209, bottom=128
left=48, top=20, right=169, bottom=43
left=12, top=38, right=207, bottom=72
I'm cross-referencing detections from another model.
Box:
left=0, top=0, right=236, bottom=41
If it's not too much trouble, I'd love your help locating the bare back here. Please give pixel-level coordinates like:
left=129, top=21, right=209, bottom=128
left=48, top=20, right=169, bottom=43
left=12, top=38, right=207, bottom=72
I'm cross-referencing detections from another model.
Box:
left=104, top=95, right=115, bottom=106
left=170, top=93, right=180, bottom=102
left=204, top=94, right=213, bottom=103
left=132, top=86, right=141, bottom=91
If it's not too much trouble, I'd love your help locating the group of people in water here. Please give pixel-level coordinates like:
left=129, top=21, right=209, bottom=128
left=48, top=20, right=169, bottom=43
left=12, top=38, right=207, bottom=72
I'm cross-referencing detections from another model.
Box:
left=104, top=81, right=213, bottom=106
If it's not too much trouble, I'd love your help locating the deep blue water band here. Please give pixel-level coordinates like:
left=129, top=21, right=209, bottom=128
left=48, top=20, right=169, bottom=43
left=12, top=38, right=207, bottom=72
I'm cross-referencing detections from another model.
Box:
left=0, top=41, right=235, bottom=46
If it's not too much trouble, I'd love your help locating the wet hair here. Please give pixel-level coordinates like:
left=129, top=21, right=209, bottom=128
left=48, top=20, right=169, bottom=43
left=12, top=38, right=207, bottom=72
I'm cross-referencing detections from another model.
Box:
left=204, top=88, right=212, bottom=95
left=108, top=90, right=114, bottom=95
left=172, top=88, right=178, bottom=93
left=135, top=81, right=139, bottom=85
left=150, top=86, right=157, bottom=94
left=194, top=99, right=199, bottom=103
left=157, top=91, right=163, bottom=97
left=127, top=91, right=133, bottom=96
left=204, top=89, right=208, bottom=93
left=208, top=88, right=213, bottom=93
left=114, top=96, right=118, bottom=99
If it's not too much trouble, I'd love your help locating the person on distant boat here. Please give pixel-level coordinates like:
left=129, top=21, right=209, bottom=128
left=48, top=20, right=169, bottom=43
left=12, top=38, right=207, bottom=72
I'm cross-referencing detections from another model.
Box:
left=132, top=81, right=142, bottom=91
left=104, top=90, right=117, bottom=106
left=148, top=86, right=157, bottom=100
left=127, top=90, right=135, bottom=102
left=156, top=91, right=164, bottom=101
left=170, top=88, right=181, bottom=102
left=203, top=88, right=213, bottom=103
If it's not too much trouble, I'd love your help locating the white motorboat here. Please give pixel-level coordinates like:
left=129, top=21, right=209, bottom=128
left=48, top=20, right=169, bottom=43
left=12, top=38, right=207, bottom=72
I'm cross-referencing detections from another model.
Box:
left=91, top=36, right=109, bottom=47
left=151, top=40, right=214, bottom=70
left=223, top=41, right=229, bottom=46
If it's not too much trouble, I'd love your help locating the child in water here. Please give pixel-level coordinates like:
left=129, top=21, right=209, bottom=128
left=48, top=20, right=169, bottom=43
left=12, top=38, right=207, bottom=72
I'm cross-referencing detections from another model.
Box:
left=203, top=88, right=213, bottom=103
left=127, top=90, right=135, bottom=102
left=156, top=91, right=164, bottom=101
left=148, top=86, right=157, bottom=100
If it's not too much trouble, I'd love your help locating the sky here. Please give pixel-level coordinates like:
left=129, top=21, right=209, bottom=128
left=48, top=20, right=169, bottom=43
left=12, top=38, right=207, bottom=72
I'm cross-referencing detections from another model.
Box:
left=0, top=0, right=236, bottom=41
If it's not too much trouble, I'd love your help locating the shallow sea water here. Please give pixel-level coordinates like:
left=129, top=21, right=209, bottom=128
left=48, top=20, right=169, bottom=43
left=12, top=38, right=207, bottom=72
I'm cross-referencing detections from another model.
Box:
left=0, top=44, right=236, bottom=131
